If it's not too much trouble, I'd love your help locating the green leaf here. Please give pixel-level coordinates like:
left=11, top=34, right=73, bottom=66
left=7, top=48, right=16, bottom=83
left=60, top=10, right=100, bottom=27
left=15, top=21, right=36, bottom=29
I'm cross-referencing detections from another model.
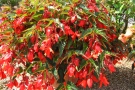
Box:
left=105, top=51, right=116, bottom=56
left=67, top=85, right=71, bottom=90
left=56, top=83, right=64, bottom=90
left=23, top=25, right=35, bottom=39
left=119, top=4, right=124, bottom=12
left=79, top=4, right=91, bottom=14
left=45, top=19, right=54, bottom=27
left=67, top=38, right=73, bottom=49
left=7, top=13, right=16, bottom=20
left=74, top=50, right=83, bottom=56
left=59, top=41, right=66, bottom=57
left=32, top=14, right=42, bottom=21
left=99, top=51, right=105, bottom=68
left=94, top=29, right=108, bottom=41
left=30, top=0, right=39, bottom=6
left=82, top=42, right=88, bottom=53
left=72, top=0, right=79, bottom=3
left=35, top=66, right=45, bottom=73
left=78, top=59, right=87, bottom=71
left=89, top=59, right=99, bottom=75
left=46, top=57, right=56, bottom=66
left=132, top=0, right=135, bottom=4
left=79, top=28, right=93, bottom=40
left=128, top=50, right=135, bottom=60
left=67, top=81, right=78, bottom=90
left=51, top=67, right=58, bottom=79
left=79, top=28, right=108, bottom=41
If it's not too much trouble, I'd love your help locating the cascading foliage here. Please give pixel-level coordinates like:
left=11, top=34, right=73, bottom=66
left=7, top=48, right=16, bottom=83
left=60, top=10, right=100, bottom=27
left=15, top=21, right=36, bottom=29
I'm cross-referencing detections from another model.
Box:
left=0, top=0, right=126, bottom=89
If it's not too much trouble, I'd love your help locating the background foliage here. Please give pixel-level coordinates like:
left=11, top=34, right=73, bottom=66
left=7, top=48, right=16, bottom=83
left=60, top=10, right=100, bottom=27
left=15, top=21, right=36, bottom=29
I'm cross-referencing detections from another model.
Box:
left=0, top=0, right=21, bottom=7
left=0, top=0, right=135, bottom=90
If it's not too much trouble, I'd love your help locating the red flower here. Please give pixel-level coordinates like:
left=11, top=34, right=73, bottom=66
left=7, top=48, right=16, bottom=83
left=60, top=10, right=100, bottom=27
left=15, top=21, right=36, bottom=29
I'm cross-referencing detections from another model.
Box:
left=96, top=20, right=107, bottom=29
left=87, top=78, right=93, bottom=88
left=43, top=7, right=51, bottom=18
left=99, top=73, right=109, bottom=88
left=30, top=34, right=37, bottom=44
left=32, top=65, right=38, bottom=72
left=80, top=79, right=87, bottom=88
left=91, top=75, right=98, bottom=83
left=23, top=76, right=29, bottom=86
left=101, top=5, right=108, bottom=14
left=71, top=56, right=80, bottom=66
left=1, top=51, right=13, bottom=62
left=38, top=51, right=46, bottom=62
left=87, top=2, right=99, bottom=12
left=12, top=17, right=26, bottom=34
left=84, top=49, right=91, bottom=60
left=47, top=85, right=54, bottom=90
left=28, top=84, right=34, bottom=90
left=71, top=15, right=77, bottom=23
left=71, top=31, right=80, bottom=40
left=40, top=39, right=52, bottom=51
left=89, top=38, right=95, bottom=49
left=45, top=27, right=53, bottom=37
left=34, top=79, right=43, bottom=88
left=19, top=83, right=25, bottom=90
left=67, top=64, right=76, bottom=77
left=7, top=81, right=14, bottom=89
left=64, top=25, right=74, bottom=36
left=93, top=42, right=102, bottom=54
left=107, top=33, right=117, bottom=42
left=108, top=64, right=116, bottom=73
left=7, top=65, right=14, bottom=76
left=27, top=49, right=34, bottom=62
left=44, top=47, right=53, bottom=59
left=16, top=8, right=23, bottom=14
left=91, top=0, right=96, bottom=3
left=13, top=79, right=18, bottom=87
left=82, top=68, right=88, bottom=78
left=34, top=43, right=39, bottom=52
left=78, top=20, right=86, bottom=27
left=0, top=70, right=6, bottom=79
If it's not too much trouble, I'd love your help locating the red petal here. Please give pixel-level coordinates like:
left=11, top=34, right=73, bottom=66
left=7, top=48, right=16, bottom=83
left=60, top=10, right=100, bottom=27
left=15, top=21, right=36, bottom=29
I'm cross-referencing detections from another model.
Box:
left=19, top=83, right=25, bottom=90
left=78, top=20, right=86, bottom=27
left=23, top=76, right=29, bottom=86
left=71, top=15, right=77, bottom=23
left=30, top=35, right=36, bottom=44
left=7, top=65, right=13, bottom=76
left=99, top=73, right=109, bottom=88
left=47, top=85, right=54, bottom=90
left=34, top=79, right=42, bottom=88
left=91, top=75, right=98, bottom=83
left=34, top=43, right=39, bottom=52
left=108, top=64, right=116, bottom=73
left=13, top=79, right=18, bottom=87
left=45, top=48, right=53, bottom=59
left=38, top=51, right=46, bottom=62
left=27, top=50, right=34, bottom=62
left=50, top=77, right=55, bottom=84
left=81, top=79, right=87, bottom=88
left=28, top=84, right=34, bottom=90
left=7, top=81, right=14, bottom=89
left=87, top=78, right=93, bottom=88
left=67, top=65, right=75, bottom=77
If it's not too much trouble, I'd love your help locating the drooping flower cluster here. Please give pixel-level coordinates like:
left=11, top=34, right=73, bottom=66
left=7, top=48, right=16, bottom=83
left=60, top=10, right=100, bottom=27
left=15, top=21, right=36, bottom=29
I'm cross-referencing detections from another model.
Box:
left=0, top=0, right=126, bottom=89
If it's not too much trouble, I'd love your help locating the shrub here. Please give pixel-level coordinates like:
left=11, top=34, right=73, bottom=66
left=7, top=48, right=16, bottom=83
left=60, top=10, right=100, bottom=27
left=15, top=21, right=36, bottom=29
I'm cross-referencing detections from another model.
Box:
left=0, top=0, right=126, bottom=89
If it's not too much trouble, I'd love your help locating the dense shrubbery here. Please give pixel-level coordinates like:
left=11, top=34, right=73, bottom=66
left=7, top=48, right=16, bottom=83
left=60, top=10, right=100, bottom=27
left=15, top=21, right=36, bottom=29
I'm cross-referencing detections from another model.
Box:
left=0, top=0, right=21, bottom=7
left=0, top=0, right=127, bottom=89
